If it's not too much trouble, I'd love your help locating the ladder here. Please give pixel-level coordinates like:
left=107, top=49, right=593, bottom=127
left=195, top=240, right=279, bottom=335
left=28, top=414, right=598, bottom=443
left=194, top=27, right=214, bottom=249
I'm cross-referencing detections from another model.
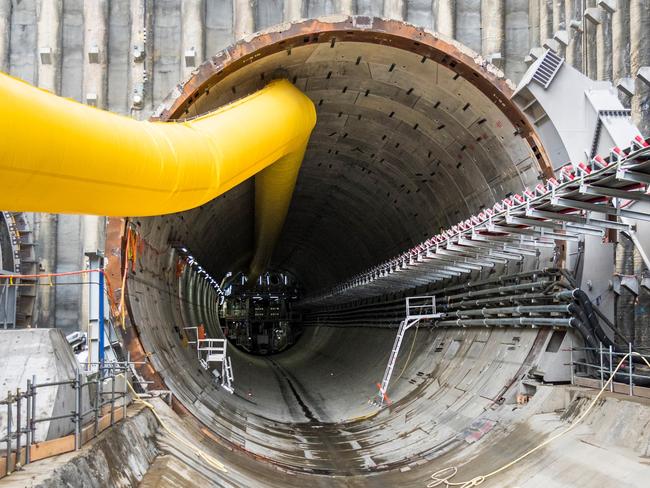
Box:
left=198, top=338, right=235, bottom=394
left=376, top=296, right=443, bottom=406
left=377, top=318, right=419, bottom=405
left=222, top=355, right=234, bottom=394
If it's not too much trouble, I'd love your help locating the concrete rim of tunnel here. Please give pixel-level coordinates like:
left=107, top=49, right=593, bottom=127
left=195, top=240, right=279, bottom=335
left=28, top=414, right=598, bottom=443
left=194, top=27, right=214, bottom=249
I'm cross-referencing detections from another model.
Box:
left=154, top=15, right=552, bottom=178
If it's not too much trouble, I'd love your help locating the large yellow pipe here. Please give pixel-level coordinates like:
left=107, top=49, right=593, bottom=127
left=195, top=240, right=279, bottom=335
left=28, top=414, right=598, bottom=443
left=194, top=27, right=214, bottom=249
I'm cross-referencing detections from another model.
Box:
left=249, top=149, right=306, bottom=282
left=0, top=73, right=316, bottom=278
left=0, top=73, right=315, bottom=216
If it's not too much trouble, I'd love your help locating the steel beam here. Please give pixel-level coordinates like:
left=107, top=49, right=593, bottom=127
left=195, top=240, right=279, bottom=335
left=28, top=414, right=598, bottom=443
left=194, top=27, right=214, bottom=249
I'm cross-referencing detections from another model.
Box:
left=551, top=196, right=650, bottom=222
left=525, top=208, right=632, bottom=231
left=579, top=184, right=650, bottom=202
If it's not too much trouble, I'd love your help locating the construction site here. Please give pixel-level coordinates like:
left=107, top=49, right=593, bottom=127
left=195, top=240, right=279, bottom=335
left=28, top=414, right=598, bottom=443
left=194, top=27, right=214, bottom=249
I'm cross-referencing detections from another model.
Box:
left=2, top=1, right=650, bottom=486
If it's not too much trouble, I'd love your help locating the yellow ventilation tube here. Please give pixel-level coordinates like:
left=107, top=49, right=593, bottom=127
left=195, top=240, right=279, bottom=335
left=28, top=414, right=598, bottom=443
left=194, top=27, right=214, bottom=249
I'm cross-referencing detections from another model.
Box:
left=0, top=73, right=316, bottom=280
left=249, top=149, right=307, bottom=283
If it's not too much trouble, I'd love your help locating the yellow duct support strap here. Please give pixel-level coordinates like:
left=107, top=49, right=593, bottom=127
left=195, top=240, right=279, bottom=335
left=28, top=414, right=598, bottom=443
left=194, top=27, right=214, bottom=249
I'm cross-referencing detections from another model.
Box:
left=0, top=73, right=316, bottom=279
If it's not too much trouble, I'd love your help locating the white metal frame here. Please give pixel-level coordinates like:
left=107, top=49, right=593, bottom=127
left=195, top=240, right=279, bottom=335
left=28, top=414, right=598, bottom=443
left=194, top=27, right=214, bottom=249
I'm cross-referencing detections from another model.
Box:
left=405, top=296, right=437, bottom=320
left=183, top=327, right=234, bottom=394
left=376, top=297, right=443, bottom=406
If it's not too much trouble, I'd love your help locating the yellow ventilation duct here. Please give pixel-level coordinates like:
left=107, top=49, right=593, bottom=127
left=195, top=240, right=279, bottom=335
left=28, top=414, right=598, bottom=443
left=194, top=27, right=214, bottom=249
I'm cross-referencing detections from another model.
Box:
left=0, top=73, right=316, bottom=280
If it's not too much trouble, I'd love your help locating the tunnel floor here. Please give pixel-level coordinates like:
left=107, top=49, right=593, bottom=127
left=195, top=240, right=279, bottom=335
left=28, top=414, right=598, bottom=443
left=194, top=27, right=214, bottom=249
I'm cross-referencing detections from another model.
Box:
left=124, top=272, right=650, bottom=485
left=138, top=386, right=650, bottom=488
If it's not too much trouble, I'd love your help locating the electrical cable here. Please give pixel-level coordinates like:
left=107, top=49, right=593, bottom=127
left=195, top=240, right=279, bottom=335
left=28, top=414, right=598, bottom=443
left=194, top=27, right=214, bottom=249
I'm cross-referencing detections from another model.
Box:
left=425, top=351, right=650, bottom=487
left=126, top=381, right=228, bottom=474
left=0, top=269, right=102, bottom=280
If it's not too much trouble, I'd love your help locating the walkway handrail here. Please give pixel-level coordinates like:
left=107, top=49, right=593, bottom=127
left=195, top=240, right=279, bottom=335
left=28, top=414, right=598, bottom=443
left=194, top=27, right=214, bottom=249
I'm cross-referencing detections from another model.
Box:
left=0, top=361, right=131, bottom=478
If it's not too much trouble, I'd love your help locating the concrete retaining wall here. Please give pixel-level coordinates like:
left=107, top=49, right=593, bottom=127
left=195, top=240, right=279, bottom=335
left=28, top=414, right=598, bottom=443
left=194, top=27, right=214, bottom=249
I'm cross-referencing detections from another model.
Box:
left=4, top=407, right=159, bottom=488
left=0, top=329, right=90, bottom=443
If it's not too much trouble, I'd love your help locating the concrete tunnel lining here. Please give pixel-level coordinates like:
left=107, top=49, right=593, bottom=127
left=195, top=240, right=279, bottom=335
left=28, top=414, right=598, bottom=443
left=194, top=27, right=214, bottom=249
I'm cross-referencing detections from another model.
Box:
left=115, top=17, right=556, bottom=474
left=149, top=18, right=550, bottom=292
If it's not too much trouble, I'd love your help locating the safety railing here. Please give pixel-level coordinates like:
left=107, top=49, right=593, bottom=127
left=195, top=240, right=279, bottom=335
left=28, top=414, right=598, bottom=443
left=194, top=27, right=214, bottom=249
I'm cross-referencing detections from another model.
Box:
left=570, top=343, right=650, bottom=397
left=405, top=296, right=437, bottom=320
left=0, top=361, right=131, bottom=478
left=0, top=267, right=124, bottom=373
left=183, top=326, right=235, bottom=393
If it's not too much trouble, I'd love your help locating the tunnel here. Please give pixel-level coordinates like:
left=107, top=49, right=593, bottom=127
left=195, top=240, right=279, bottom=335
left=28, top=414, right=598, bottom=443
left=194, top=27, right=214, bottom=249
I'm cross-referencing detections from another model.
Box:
left=111, top=17, right=565, bottom=483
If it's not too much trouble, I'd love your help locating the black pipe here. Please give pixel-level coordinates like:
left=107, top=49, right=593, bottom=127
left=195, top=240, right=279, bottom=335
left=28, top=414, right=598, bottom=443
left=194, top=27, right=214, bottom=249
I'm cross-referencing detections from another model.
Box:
left=568, top=289, right=650, bottom=386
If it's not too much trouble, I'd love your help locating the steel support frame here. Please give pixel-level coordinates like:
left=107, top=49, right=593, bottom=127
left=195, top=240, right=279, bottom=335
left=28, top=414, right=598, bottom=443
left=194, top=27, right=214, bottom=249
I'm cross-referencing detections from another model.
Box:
left=304, top=142, right=650, bottom=306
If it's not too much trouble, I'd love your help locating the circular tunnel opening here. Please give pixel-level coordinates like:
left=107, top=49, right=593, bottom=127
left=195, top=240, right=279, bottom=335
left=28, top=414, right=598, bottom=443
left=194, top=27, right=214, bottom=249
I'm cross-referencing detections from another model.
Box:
left=118, top=17, right=552, bottom=476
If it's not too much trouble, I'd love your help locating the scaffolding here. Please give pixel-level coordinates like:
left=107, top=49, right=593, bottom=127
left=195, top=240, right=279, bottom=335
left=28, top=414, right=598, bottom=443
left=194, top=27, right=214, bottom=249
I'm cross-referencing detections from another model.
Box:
left=185, top=328, right=235, bottom=394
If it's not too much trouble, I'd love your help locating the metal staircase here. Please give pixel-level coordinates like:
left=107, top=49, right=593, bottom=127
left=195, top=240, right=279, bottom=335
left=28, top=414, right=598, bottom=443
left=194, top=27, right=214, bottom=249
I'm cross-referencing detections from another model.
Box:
left=185, top=326, right=235, bottom=394
left=376, top=296, right=443, bottom=405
